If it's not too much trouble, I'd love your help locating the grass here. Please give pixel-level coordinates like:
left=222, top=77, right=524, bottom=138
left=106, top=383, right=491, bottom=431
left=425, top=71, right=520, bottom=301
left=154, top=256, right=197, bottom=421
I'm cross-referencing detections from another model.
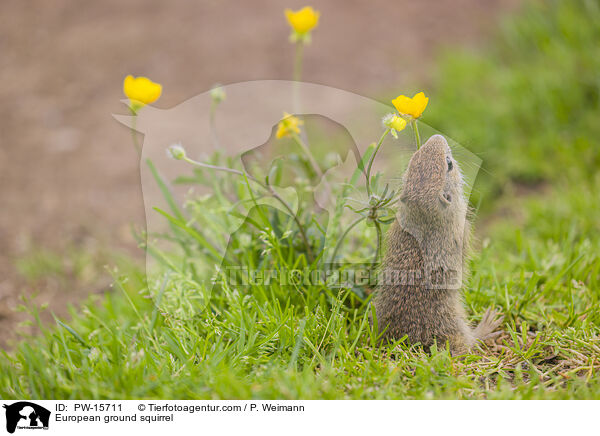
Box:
left=15, top=243, right=121, bottom=286
left=425, top=0, right=600, bottom=209
left=1, top=0, right=599, bottom=399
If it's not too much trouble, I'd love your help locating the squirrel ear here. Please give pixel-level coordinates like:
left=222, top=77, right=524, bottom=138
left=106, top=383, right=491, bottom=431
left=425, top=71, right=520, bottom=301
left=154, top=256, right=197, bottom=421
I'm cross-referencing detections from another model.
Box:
left=439, top=192, right=451, bottom=207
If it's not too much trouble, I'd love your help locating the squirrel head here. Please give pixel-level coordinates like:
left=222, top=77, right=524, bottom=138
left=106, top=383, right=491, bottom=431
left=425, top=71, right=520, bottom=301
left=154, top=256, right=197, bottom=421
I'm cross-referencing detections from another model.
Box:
left=400, top=134, right=465, bottom=221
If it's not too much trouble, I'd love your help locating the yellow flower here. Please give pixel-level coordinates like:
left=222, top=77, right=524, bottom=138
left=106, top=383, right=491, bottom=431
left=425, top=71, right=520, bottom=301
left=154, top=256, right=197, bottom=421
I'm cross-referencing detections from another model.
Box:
left=285, top=6, right=320, bottom=38
left=123, top=75, right=162, bottom=113
left=392, top=91, right=429, bottom=119
left=276, top=112, right=303, bottom=139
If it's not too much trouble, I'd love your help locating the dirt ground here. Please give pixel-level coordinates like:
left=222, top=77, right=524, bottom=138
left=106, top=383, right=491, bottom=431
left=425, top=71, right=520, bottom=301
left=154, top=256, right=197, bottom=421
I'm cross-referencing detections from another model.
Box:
left=0, top=0, right=520, bottom=346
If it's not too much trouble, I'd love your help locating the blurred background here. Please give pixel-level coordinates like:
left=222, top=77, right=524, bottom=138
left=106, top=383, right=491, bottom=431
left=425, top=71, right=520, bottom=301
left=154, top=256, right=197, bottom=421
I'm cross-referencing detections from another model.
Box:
left=0, top=0, right=543, bottom=344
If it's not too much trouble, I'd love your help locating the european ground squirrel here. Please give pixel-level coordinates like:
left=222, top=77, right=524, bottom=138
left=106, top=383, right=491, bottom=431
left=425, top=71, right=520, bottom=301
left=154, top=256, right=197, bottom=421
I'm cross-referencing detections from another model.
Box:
left=374, top=134, right=502, bottom=355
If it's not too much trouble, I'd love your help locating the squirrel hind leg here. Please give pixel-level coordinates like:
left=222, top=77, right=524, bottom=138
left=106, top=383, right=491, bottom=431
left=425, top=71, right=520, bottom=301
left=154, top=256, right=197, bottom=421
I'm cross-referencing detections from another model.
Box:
left=450, top=308, right=503, bottom=355
left=472, top=307, right=504, bottom=342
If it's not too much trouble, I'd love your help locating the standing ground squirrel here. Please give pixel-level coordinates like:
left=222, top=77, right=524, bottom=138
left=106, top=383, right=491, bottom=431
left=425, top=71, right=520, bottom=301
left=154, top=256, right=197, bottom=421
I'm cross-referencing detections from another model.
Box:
left=374, top=134, right=502, bottom=355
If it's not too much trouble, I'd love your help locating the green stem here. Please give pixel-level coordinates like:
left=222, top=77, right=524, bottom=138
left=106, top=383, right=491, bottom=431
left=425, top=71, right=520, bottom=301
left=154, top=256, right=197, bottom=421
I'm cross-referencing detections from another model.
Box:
left=183, top=156, right=264, bottom=187
left=267, top=185, right=314, bottom=262
left=209, top=101, right=221, bottom=151
left=291, top=132, right=324, bottom=179
left=293, top=41, right=304, bottom=82
left=365, top=129, right=390, bottom=197
left=412, top=119, right=421, bottom=149
left=182, top=156, right=314, bottom=262
left=293, top=41, right=304, bottom=113
left=372, top=219, right=383, bottom=270
left=130, top=113, right=141, bottom=155
left=329, top=216, right=366, bottom=264
left=291, top=132, right=332, bottom=209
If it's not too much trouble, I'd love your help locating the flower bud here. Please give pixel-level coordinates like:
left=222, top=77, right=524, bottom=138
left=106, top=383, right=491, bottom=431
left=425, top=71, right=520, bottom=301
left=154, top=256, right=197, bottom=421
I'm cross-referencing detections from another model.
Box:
left=382, top=113, right=408, bottom=138
left=167, top=143, right=186, bottom=160
left=383, top=113, right=407, bottom=131
left=210, top=85, right=226, bottom=104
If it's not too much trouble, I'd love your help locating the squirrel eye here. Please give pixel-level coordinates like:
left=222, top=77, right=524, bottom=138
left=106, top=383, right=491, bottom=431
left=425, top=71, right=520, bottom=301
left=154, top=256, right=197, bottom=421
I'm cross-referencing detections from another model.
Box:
left=446, top=156, right=453, bottom=172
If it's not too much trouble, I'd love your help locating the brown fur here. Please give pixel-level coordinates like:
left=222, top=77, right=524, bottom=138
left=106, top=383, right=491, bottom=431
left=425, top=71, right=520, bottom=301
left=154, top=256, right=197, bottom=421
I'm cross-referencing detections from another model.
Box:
left=374, top=134, right=502, bottom=355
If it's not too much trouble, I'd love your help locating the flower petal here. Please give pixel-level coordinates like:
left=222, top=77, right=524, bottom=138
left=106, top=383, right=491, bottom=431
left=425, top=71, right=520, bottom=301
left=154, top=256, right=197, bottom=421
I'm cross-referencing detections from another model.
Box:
left=392, top=91, right=428, bottom=118
left=122, top=75, right=162, bottom=107
left=285, top=6, right=319, bottom=35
